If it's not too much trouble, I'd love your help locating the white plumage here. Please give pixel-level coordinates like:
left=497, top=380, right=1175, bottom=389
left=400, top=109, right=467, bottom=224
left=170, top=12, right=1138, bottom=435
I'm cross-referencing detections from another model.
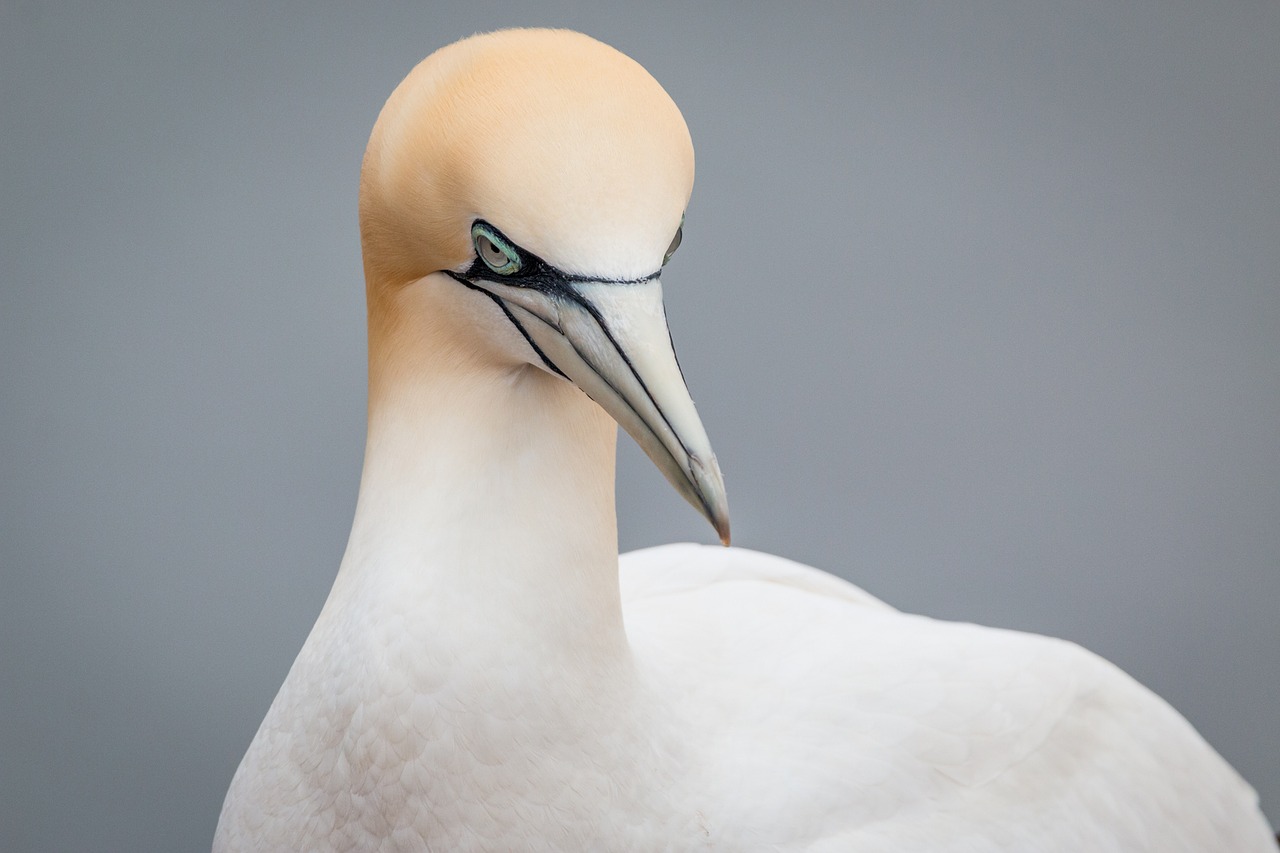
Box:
left=215, top=28, right=1274, bottom=851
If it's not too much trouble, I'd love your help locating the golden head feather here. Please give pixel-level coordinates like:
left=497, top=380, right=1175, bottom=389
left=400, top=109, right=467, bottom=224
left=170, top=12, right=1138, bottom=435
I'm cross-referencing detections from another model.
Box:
left=359, top=29, right=694, bottom=288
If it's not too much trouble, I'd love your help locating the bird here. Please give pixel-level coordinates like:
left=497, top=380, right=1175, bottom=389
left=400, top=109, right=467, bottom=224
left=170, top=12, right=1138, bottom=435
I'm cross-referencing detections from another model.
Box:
left=214, top=28, right=1275, bottom=851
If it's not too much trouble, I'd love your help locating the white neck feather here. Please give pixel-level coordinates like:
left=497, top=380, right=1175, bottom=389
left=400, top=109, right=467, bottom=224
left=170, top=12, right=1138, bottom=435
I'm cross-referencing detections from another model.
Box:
left=226, top=276, right=688, bottom=843
left=329, top=274, right=629, bottom=662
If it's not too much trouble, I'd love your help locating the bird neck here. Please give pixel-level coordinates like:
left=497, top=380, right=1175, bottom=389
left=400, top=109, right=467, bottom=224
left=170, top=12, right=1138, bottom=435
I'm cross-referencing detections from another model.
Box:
left=333, top=273, right=629, bottom=659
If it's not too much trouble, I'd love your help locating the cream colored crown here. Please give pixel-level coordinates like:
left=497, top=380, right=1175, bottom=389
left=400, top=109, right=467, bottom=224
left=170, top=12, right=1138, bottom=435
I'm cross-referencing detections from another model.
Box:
left=359, top=28, right=694, bottom=286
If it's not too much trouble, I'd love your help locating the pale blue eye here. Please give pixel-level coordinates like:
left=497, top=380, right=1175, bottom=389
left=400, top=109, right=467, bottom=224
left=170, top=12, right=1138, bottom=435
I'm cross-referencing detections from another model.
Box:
left=472, top=224, right=521, bottom=275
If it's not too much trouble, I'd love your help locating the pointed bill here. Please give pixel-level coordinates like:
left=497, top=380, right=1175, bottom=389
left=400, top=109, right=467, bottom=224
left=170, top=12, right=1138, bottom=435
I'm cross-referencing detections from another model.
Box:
left=477, top=276, right=730, bottom=544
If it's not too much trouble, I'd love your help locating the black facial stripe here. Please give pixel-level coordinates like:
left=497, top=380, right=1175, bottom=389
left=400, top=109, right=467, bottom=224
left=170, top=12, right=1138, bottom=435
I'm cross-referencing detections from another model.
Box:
left=452, top=260, right=692, bottom=464
left=461, top=222, right=683, bottom=455
left=562, top=269, right=660, bottom=286
left=465, top=219, right=660, bottom=289
left=446, top=272, right=567, bottom=379
left=447, top=219, right=702, bottom=512
left=465, top=278, right=647, bottom=437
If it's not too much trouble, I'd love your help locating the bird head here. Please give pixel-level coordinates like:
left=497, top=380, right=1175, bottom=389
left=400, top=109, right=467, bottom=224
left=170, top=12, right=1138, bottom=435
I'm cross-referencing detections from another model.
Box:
left=358, top=28, right=729, bottom=544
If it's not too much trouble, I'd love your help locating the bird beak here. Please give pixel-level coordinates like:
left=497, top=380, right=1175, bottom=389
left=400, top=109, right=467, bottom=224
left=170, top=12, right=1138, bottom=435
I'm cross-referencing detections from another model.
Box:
left=464, top=274, right=730, bottom=544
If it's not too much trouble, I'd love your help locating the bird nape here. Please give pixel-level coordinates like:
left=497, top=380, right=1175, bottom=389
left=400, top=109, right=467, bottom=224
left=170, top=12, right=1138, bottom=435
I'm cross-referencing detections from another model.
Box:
left=213, top=28, right=1274, bottom=851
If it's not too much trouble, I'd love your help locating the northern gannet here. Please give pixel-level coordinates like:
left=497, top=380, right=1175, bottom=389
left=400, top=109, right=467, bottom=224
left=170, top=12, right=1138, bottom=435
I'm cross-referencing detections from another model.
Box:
left=214, top=29, right=1275, bottom=851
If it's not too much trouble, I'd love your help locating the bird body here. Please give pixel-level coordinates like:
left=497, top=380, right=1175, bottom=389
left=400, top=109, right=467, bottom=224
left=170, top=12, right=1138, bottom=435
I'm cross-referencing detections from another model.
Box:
left=215, top=29, right=1274, bottom=851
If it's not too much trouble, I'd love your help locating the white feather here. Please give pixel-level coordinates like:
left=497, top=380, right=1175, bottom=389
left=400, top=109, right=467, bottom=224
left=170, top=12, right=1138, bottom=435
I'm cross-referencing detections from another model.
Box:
left=214, top=29, right=1274, bottom=851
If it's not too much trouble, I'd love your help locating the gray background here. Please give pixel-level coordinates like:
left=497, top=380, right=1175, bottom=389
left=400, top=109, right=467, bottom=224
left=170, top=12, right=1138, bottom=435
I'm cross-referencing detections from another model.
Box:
left=2, top=2, right=1276, bottom=849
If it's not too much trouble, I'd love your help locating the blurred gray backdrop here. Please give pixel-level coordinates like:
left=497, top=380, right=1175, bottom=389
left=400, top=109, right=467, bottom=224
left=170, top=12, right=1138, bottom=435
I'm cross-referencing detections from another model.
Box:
left=2, top=2, right=1276, bottom=849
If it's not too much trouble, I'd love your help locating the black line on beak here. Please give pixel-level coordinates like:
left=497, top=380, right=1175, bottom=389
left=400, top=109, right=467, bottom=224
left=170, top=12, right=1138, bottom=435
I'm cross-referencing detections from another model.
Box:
left=443, top=218, right=713, bottom=519
left=556, top=287, right=695, bottom=463
left=446, top=254, right=676, bottom=449
left=445, top=265, right=717, bottom=528
left=447, top=273, right=567, bottom=379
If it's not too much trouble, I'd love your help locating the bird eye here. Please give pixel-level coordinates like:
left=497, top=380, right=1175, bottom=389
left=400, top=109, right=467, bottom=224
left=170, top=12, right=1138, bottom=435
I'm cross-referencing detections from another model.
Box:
left=663, top=218, right=683, bottom=266
left=472, top=224, right=521, bottom=275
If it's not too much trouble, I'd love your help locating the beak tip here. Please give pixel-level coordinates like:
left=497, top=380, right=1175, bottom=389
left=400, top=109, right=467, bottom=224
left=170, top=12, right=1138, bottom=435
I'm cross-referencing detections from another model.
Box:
left=690, top=454, right=731, bottom=547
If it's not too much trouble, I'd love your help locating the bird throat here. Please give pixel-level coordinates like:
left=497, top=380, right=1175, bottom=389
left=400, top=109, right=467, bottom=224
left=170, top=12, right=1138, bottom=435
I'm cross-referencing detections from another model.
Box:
left=336, top=273, right=630, bottom=663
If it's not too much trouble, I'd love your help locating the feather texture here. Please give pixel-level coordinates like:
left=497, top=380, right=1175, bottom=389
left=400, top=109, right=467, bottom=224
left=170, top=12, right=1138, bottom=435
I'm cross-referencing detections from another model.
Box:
left=214, top=29, right=1274, bottom=851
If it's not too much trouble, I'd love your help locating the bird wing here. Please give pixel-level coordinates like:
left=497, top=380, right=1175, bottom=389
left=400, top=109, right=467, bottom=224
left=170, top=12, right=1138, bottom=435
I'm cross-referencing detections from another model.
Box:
left=622, top=544, right=1078, bottom=788
left=621, top=545, right=1078, bottom=790
left=620, top=542, right=894, bottom=611
left=618, top=544, right=1273, bottom=849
